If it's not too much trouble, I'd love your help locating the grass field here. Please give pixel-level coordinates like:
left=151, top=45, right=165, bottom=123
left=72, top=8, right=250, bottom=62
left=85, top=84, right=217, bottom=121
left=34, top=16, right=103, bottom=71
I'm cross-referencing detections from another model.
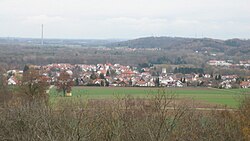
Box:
left=49, top=86, right=250, bottom=108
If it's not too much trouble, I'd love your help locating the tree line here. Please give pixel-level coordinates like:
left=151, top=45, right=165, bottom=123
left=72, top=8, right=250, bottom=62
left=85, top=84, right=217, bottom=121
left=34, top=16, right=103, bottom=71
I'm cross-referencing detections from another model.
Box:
left=174, top=67, right=204, bottom=74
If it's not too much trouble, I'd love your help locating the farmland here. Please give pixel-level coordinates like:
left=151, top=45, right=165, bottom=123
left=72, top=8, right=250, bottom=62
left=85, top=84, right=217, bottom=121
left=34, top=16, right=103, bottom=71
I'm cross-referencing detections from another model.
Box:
left=49, top=87, right=250, bottom=108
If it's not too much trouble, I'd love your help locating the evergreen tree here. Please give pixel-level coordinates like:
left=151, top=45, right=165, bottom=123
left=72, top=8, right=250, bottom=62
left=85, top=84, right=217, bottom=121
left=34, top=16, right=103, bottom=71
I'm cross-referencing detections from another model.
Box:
left=215, top=75, right=218, bottom=80
left=106, top=70, right=110, bottom=76
left=90, top=71, right=97, bottom=80
left=129, top=78, right=133, bottom=86
left=183, top=78, right=186, bottom=83
left=210, top=73, right=213, bottom=78
left=99, top=73, right=105, bottom=79
left=218, top=75, right=222, bottom=80
left=155, top=77, right=160, bottom=87
left=75, top=78, right=80, bottom=86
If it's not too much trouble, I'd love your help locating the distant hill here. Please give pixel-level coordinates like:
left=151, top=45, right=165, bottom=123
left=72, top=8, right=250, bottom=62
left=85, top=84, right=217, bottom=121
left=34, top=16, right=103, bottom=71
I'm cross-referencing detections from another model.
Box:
left=0, top=37, right=123, bottom=47
left=108, top=36, right=250, bottom=54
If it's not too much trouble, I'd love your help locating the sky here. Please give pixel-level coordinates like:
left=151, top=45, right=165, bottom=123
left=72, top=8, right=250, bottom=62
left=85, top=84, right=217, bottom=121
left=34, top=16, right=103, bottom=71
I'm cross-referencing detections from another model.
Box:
left=0, top=0, right=250, bottom=39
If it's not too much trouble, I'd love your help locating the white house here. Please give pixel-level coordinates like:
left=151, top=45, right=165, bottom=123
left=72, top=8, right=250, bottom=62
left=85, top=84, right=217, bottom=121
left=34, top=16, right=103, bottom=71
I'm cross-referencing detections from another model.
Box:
left=136, top=81, right=155, bottom=87
left=176, top=80, right=183, bottom=87
left=8, top=76, right=18, bottom=85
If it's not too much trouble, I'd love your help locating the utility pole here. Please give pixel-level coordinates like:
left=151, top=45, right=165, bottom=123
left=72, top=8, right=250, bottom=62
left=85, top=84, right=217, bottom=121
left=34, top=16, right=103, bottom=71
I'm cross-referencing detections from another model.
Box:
left=41, top=24, right=44, bottom=46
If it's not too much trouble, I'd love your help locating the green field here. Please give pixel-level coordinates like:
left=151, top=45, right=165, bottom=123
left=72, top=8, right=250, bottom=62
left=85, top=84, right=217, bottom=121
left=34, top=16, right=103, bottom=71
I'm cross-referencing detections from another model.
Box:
left=49, top=87, right=250, bottom=108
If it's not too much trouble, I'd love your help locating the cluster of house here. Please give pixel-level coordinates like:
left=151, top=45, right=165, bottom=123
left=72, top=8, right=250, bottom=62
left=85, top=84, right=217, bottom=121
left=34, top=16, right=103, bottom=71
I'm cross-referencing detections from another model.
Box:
left=6, top=63, right=250, bottom=89
left=208, top=60, right=250, bottom=69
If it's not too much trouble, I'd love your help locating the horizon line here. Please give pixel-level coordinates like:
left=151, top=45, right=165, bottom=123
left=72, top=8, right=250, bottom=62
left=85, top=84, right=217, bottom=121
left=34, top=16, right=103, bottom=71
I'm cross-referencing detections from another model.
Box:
left=0, top=36, right=249, bottom=41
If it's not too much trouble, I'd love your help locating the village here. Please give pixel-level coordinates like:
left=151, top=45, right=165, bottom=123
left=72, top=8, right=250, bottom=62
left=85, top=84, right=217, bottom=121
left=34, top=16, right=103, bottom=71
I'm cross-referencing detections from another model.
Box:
left=6, top=62, right=250, bottom=89
left=208, top=60, right=250, bottom=69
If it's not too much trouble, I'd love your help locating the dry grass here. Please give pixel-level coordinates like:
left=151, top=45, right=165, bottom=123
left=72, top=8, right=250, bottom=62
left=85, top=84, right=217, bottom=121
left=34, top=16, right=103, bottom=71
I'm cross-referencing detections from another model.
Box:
left=1, top=90, right=249, bottom=141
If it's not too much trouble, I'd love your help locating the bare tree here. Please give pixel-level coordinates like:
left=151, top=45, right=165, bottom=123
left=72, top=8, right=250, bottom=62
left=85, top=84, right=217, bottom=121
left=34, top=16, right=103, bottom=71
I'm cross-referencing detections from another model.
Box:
left=0, top=67, right=12, bottom=107
left=55, top=71, right=73, bottom=96
left=19, top=68, right=49, bottom=103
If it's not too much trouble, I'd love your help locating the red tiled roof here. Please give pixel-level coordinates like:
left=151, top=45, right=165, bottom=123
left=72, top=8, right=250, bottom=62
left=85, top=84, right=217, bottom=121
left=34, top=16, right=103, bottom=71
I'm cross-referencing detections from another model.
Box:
left=136, top=81, right=147, bottom=85
left=240, top=81, right=250, bottom=86
left=122, top=71, right=135, bottom=74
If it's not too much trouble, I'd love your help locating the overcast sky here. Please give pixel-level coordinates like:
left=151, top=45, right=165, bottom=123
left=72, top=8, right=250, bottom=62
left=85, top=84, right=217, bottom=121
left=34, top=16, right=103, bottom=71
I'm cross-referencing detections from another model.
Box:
left=0, top=0, right=250, bottom=39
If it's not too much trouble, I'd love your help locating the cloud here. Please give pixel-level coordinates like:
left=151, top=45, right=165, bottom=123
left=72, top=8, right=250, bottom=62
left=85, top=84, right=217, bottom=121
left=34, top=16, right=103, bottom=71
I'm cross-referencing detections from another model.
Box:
left=22, top=15, right=65, bottom=24
left=0, top=0, right=250, bottom=39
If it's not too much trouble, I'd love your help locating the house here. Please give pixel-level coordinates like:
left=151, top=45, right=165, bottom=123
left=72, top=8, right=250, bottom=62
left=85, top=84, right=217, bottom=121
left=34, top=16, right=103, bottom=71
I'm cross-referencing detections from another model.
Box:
left=220, top=80, right=232, bottom=89
left=8, top=76, right=19, bottom=85
left=176, top=80, right=183, bottom=87
left=121, top=71, right=136, bottom=77
left=117, top=81, right=129, bottom=87
left=135, top=81, right=155, bottom=87
left=222, top=75, right=238, bottom=80
left=97, top=70, right=107, bottom=76
left=240, top=81, right=250, bottom=88
left=185, top=74, right=195, bottom=82
left=93, top=79, right=103, bottom=85
left=239, top=60, right=250, bottom=64
left=147, top=81, right=156, bottom=87
left=66, top=70, right=73, bottom=76
left=82, top=72, right=92, bottom=79
left=208, top=60, right=232, bottom=66
left=135, top=81, right=147, bottom=87
left=7, top=70, right=17, bottom=76
left=160, top=76, right=174, bottom=86
left=141, top=68, right=150, bottom=72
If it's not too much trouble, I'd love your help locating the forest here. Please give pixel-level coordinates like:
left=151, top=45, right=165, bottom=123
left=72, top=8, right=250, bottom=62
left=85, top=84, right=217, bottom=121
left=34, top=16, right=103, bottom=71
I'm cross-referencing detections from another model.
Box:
left=0, top=36, right=250, bottom=75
